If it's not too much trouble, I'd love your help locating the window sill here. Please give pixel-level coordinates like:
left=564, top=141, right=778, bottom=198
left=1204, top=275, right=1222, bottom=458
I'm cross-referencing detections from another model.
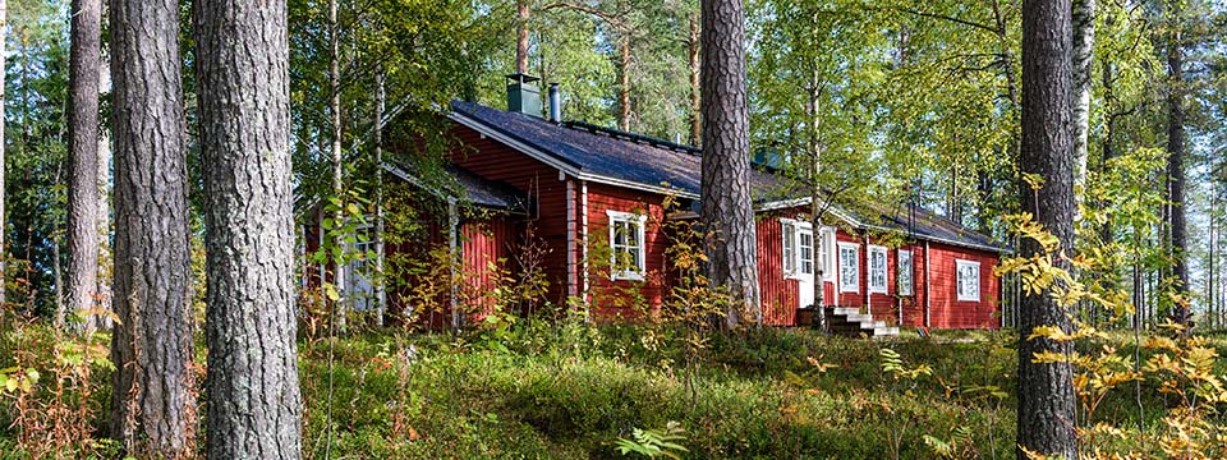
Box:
left=957, top=297, right=981, bottom=303
left=839, top=287, right=860, bottom=294
left=612, top=272, right=645, bottom=282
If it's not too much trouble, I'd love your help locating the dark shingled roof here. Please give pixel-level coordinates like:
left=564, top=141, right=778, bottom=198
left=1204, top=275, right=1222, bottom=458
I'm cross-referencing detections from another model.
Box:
left=452, top=100, right=785, bottom=200
left=451, top=100, right=1005, bottom=252
left=386, top=160, right=526, bottom=210
left=445, top=164, right=526, bottom=210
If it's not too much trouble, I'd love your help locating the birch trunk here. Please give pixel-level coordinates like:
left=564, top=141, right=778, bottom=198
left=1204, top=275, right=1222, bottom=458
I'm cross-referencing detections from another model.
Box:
left=1071, top=0, right=1095, bottom=198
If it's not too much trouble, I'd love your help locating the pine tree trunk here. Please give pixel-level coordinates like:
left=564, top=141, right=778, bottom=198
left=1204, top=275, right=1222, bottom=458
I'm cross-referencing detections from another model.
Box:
left=1166, top=26, right=1190, bottom=327
left=688, top=14, right=700, bottom=147
left=700, top=0, right=760, bottom=326
left=0, top=0, right=7, bottom=308
left=618, top=34, right=631, bottom=131
left=194, top=0, right=302, bottom=457
left=108, top=0, right=196, bottom=455
left=1071, top=0, right=1095, bottom=197
left=517, top=0, right=530, bottom=74
left=1017, top=0, right=1078, bottom=457
left=67, top=0, right=102, bottom=331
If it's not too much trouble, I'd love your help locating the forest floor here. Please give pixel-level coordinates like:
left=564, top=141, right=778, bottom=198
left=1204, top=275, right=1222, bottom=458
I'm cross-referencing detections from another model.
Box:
left=2, top=321, right=1224, bottom=459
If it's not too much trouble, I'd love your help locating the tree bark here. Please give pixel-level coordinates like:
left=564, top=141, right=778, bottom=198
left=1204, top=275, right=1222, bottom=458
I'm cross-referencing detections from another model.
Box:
left=108, top=0, right=196, bottom=455
left=517, top=0, right=530, bottom=74
left=688, top=14, right=700, bottom=147
left=700, top=0, right=760, bottom=326
left=1166, top=23, right=1190, bottom=327
left=0, top=0, right=7, bottom=307
left=374, top=69, right=386, bottom=325
left=67, top=0, right=102, bottom=331
left=618, top=34, right=632, bottom=131
left=1071, top=0, right=1095, bottom=198
left=1017, top=0, right=1078, bottom=457
left=329, top=0, right=347, bottom=330
left=194, top=0, right=302, bottom=457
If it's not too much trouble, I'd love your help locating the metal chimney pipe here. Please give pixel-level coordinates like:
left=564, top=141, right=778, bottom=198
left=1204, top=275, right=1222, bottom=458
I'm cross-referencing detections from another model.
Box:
left=548, top=83, right=562, bottom=123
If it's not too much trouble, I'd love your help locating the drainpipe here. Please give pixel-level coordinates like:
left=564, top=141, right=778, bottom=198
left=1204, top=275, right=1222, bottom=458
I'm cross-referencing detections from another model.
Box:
left=924, top=240, right=931, bottom=328
left=448, top=197, right=460, bottom=331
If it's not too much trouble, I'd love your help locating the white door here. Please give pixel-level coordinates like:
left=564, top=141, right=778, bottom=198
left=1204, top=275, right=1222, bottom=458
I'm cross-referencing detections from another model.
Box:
left=798, top=227, right=816, bottom=308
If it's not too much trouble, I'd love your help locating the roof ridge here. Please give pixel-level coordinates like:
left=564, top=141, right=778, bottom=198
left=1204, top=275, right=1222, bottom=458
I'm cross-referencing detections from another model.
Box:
left=562, top=120, right=701, bottom=156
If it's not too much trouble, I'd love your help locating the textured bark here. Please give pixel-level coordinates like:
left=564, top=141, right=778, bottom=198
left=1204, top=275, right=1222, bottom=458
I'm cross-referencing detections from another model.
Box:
left=374, top=69, right=386, bottom=325
left=108, top=0, right=196, bottom=455
left=194, top=0, right=302, bottom=457
left=1166, top=27, right=1190, bottom=326
left=700, top=0, right=760, bottom=326
left=328, top=0, right=346, bottom=329
left=0, top=0, right=7, bottom=307
left=1017, top=0, right=1078, bottom=457
left=618, top=34, right=631, bottom=131
left=517, top=0, right=530, bottom=74
left=1071, top=0, right=1095, bottom=195
left=688, top=14, right=700, bottom=147
left=67, top=0, right=102, bottom=330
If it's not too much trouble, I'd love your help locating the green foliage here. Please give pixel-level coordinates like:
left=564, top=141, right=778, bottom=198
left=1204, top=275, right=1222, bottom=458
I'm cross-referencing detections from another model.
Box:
left=614, top=421, right=689, bottom=459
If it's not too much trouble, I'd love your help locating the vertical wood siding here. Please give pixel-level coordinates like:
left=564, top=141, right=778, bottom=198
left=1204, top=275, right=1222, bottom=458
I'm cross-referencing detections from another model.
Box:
left=584, top=183, right=668, bottom=320
left=449, top=125, right=573, bottom=307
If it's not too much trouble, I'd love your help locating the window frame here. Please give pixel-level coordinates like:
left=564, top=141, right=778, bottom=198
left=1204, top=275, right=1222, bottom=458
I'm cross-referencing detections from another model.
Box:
left=820, top=227, right=837, bottom=282
left=607, top=210, right=648, bottom=281
left=781, top=219, right=816, bottom=280
left=781, top=219, right=797, bottom=277
left=897, top=249, right=914, bottom=296
left=956, top=259, right=981, bottom=302
left=838, top=242, right=861, bottom=293
left=868, top=245, right=888, bottom=294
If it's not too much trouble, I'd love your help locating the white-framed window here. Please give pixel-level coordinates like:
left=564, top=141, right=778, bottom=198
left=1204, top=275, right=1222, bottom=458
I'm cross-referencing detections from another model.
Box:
left=897, top=249, right=914, bottom=296
left=781, top=219, right=815, bottom=279
left=956, top=259, right=981, bottom=302
left=868, top=245, right=888, bottom=294
left=799, top=229, right=815, bottom=276
left=820, top=227, right=836, bottom=282
left=608, top=210, right=647, bottom=281
left=782, top=219, right=797, bottom=275
left=838, top=242, right=860, bottom=293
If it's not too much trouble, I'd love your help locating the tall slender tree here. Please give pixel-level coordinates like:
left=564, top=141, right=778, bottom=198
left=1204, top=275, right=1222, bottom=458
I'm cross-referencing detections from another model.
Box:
left=66, top=0, right=102, bottom=330
left=0, top=0, right=7, bottom=308
left=700, top=0, right=759, bottom=326
left=108, top=0, right=196, bottom=455
left=1016, top=0, right=1078, bottom=457
left=1165, top=3, right=1190, bottom=327
left=195, top=0, right=302, bottom=457
left=1071, top=0, right=1095, bottom=196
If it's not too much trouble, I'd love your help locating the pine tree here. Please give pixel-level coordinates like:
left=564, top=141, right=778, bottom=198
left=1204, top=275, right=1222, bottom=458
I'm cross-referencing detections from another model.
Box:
left=700, top=0, right=760, bottom=326
left=195, top=0, right=302, bottom=457
left=108, top=0, right=196, bottom=455
left=1016, top=0, right=1078, bottom=457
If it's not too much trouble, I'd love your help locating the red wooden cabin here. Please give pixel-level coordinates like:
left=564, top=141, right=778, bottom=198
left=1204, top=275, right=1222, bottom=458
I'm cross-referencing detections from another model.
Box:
left=305, top=75, right=1007, bottom=332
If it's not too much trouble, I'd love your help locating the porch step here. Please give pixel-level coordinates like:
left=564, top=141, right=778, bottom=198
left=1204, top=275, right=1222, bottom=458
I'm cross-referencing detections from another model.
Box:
left=823, top=307, right=900, bottom=338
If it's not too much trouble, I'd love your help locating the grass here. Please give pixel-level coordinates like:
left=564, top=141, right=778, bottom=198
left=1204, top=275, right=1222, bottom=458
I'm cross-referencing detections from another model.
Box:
left=4, top=320, right=1227, bottom=459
